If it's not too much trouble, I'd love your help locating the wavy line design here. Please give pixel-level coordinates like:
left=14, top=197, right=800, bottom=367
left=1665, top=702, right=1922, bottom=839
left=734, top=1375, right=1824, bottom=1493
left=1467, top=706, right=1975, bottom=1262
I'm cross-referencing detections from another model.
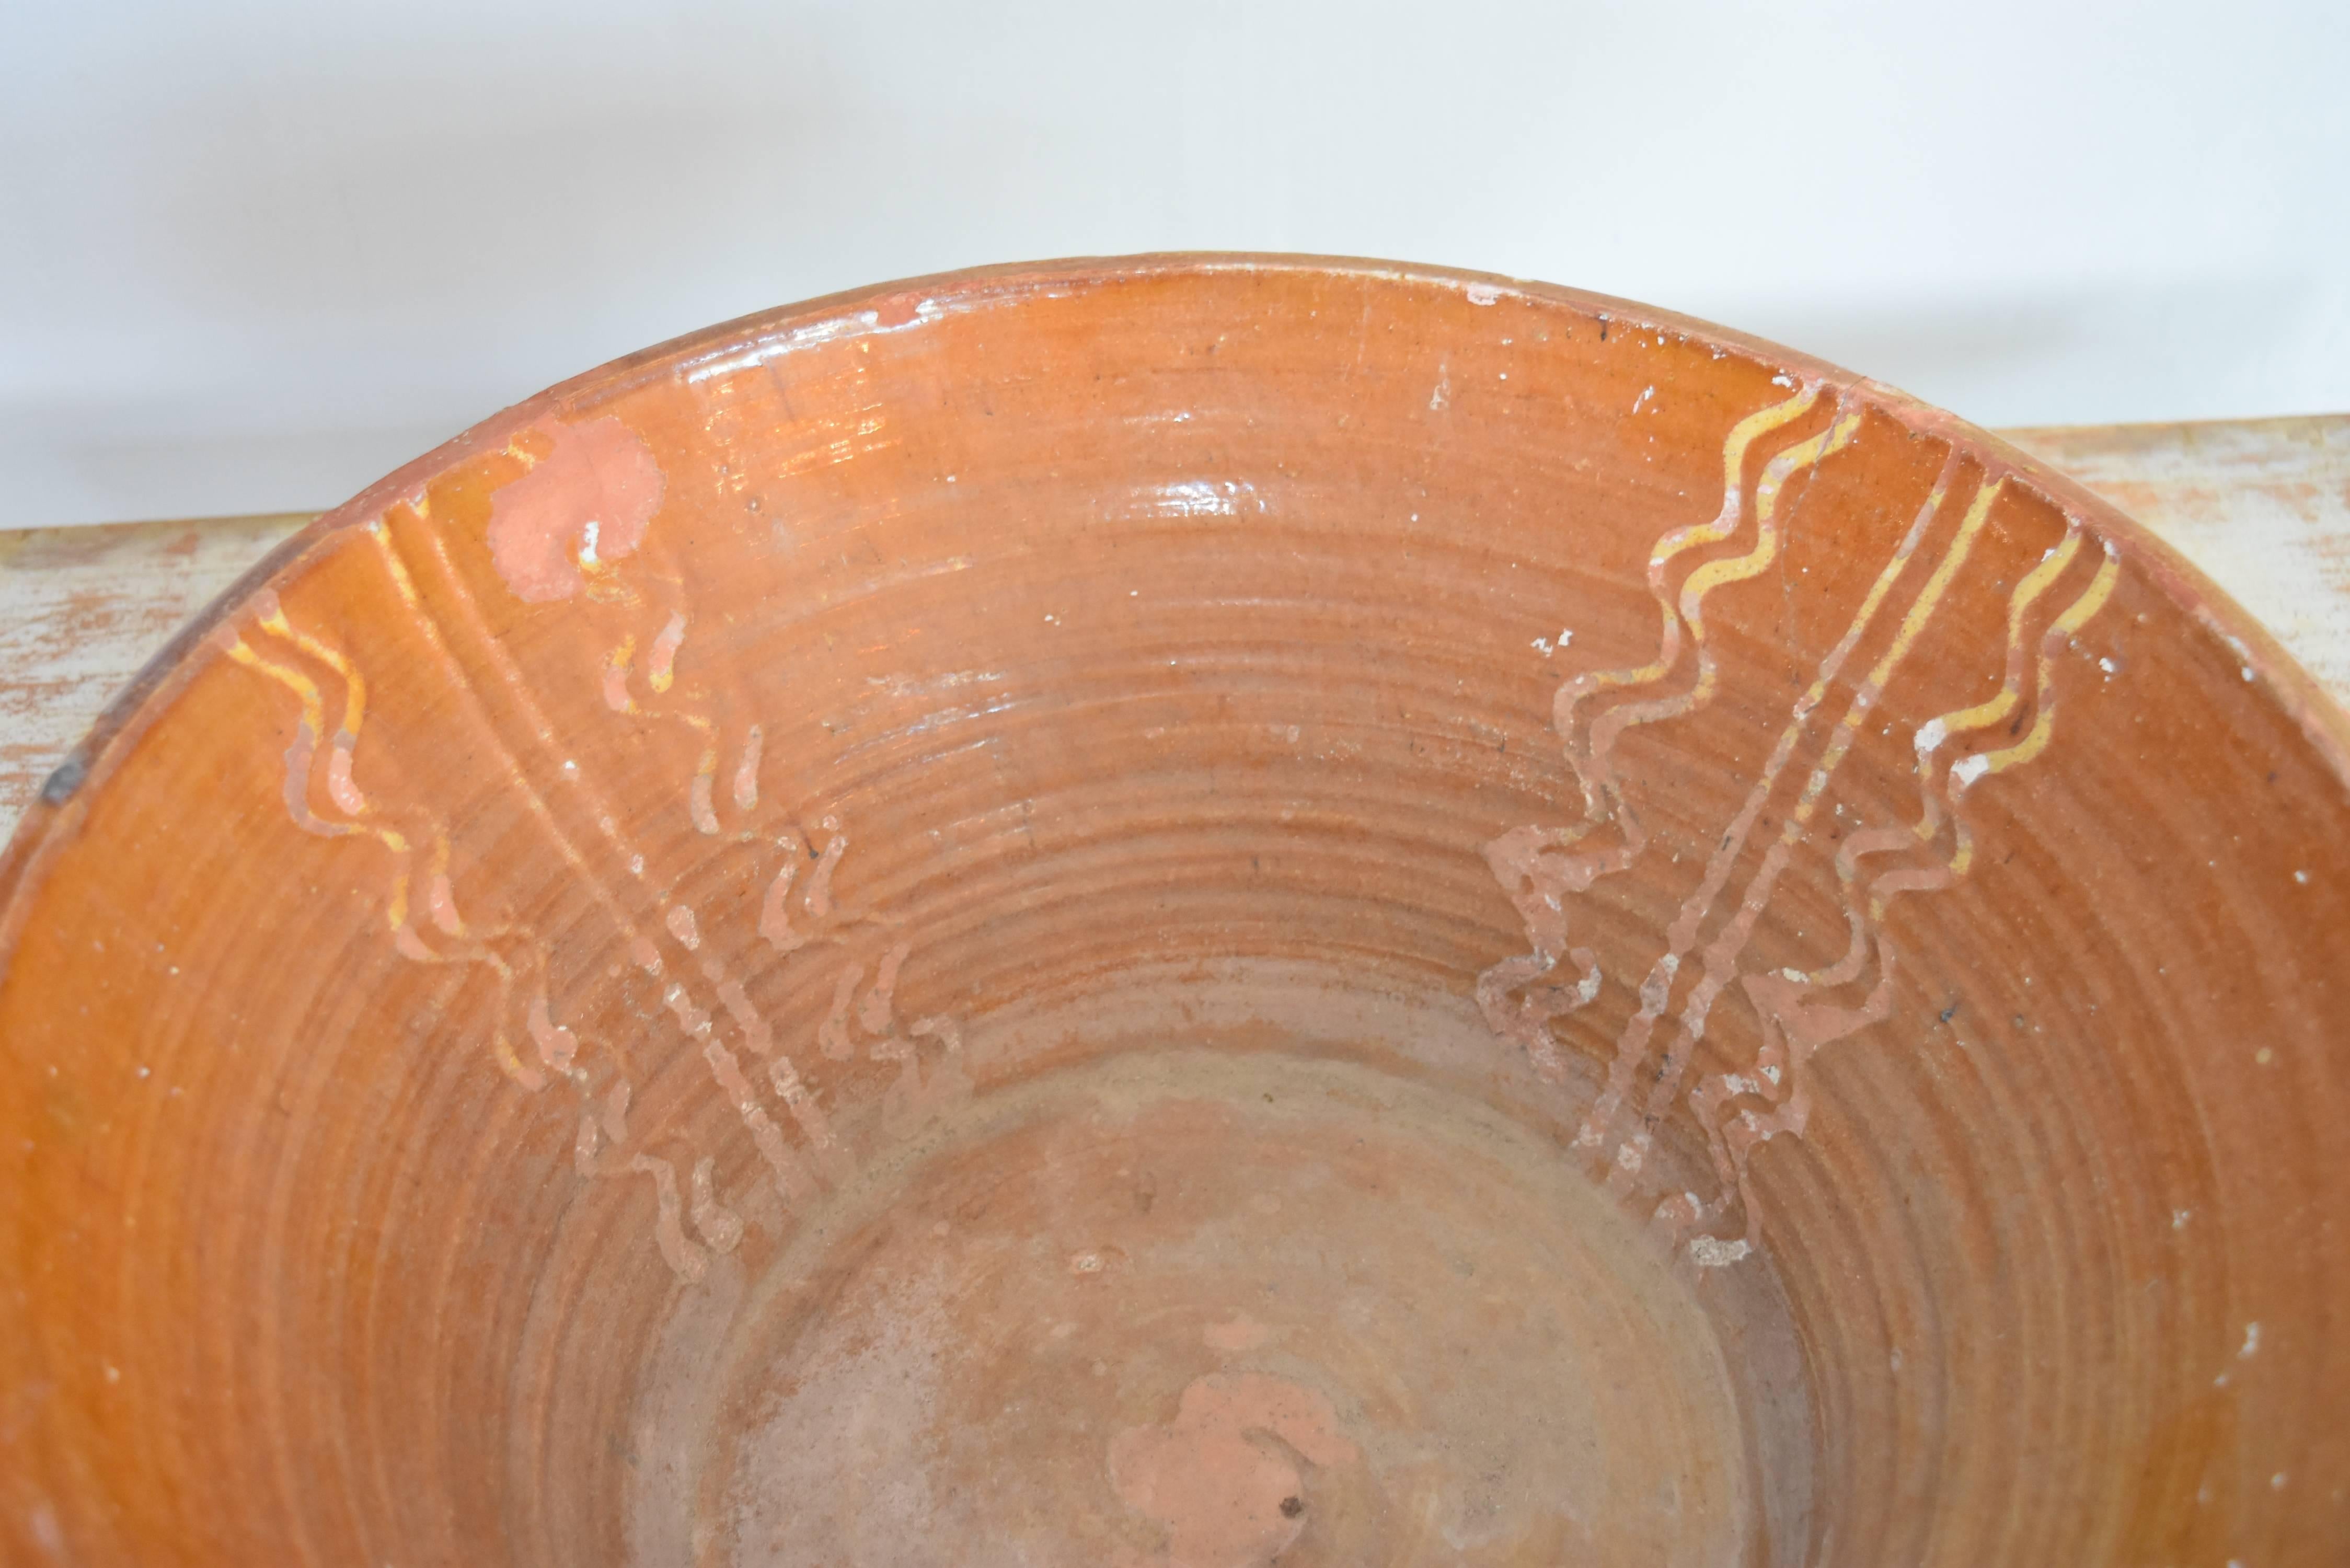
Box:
left=286, top=489, right=976, bottom=1278
left=222, top=600, right=585, bottom=1092
left=1951, top=544, right=2121, bottom=788
left=1679, top=512, right=2123, bottom=1256
left=1477, top=385, right=1860, bottom=1081
left=1559, top=385, right=1836, bottom=809
left=1472, top=398, right=2125, bottom=1267
left=439, top=521, right=857, bottom=1210
left=1586, top=464, right=1990, bottom=1188
left=1648, top=477, right=2010, bottom=1237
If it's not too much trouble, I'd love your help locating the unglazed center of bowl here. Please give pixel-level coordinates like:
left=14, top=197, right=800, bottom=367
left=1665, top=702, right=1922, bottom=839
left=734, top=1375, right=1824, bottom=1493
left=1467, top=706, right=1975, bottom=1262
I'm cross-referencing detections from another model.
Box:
left=640, top=1047, right=1803, bottom=1565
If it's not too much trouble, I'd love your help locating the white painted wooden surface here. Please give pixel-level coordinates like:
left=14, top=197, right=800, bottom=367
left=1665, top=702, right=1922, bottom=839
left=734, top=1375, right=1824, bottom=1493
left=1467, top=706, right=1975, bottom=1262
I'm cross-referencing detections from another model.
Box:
left=2, top=417, right=2344, bottom=843
left=0, top=513, right=309, bottom=838
left=2001, top=416, right=2350, bottom=702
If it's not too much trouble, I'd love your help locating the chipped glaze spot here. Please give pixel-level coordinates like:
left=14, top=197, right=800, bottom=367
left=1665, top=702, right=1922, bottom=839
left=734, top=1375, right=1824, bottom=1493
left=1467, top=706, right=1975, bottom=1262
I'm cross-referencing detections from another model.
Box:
left=486, top=417, right=665, bottom=603
left=1109, top=1373, right=1359, bottom=1568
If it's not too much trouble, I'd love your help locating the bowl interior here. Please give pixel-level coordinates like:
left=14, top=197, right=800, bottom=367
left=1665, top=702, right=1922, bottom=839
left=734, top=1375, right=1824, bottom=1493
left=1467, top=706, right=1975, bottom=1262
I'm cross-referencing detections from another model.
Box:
left=3, top=259, right=2347, bottom=1565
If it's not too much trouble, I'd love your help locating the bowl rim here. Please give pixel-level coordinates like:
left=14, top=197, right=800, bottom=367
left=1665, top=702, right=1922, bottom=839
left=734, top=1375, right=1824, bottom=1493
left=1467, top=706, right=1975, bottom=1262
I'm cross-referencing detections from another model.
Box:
left=4, top=252, right=2344, bottom=963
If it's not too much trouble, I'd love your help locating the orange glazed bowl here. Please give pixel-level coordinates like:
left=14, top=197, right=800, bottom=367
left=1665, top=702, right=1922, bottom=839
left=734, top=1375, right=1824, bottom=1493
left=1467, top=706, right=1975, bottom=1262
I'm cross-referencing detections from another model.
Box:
left=3, top=257, right=2346, bottom=1565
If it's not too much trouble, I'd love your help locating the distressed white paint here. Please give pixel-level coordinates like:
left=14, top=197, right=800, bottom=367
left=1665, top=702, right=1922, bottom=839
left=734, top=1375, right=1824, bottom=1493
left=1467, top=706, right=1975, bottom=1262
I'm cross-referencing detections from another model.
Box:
left=2003, top=418, right=2350, bottom=702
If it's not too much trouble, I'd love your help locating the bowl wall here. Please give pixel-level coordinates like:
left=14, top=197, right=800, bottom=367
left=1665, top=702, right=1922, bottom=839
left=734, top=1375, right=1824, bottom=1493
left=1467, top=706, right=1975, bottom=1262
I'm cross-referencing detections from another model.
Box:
left=3, top=258, right=2347, bottom=1565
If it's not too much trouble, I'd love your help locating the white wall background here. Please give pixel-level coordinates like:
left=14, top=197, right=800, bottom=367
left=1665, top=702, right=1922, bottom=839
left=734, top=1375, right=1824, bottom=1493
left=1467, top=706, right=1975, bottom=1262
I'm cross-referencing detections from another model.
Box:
left=4, top=0, right=2345, bottom=528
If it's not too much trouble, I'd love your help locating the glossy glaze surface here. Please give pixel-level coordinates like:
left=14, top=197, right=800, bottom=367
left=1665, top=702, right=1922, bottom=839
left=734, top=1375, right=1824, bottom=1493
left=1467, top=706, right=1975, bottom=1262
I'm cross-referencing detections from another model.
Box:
left=3, top=258, right=2346, bottom=1564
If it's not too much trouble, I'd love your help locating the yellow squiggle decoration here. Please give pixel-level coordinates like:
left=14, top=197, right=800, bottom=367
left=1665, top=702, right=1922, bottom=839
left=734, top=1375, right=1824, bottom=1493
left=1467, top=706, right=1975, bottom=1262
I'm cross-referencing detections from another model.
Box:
left=1559, top=384, right=1825, bottom=720
left=1669, top=404, right=1868, bottom=701
left=227, top=586, right=556, bottom=1091
left=389, top=509, right=854, bottom=1190
left=1955, top=546, right=2120, bottom=787
left=221, top=634, right=409, bottom=880
left=255, top=606, right=370, bottom=810
left=369, top=513, right=431, bottom=609
left=1562, top=386, right=1842, bottom=784
left=1801, top=538, right=2121, bottom=954
left=1683, top=513, right=2124, bottom=1253
left=1577, top=398, right=1868, bottom=864
left=1916, top=536, right=2084, bottom=758
left=1882, top=523, right=2118, bottom=893
left=1607, top=471, right=2001, bottom=1175
left=1477, top=386, right=1865, bottom=1082
left=1895, top=529, right=2087, bottom=876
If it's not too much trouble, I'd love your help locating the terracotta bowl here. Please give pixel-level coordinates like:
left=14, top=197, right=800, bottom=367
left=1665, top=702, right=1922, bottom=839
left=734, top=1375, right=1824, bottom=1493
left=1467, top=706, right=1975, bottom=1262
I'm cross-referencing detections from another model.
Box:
left=4, top=257, right=2346, bottom=1565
